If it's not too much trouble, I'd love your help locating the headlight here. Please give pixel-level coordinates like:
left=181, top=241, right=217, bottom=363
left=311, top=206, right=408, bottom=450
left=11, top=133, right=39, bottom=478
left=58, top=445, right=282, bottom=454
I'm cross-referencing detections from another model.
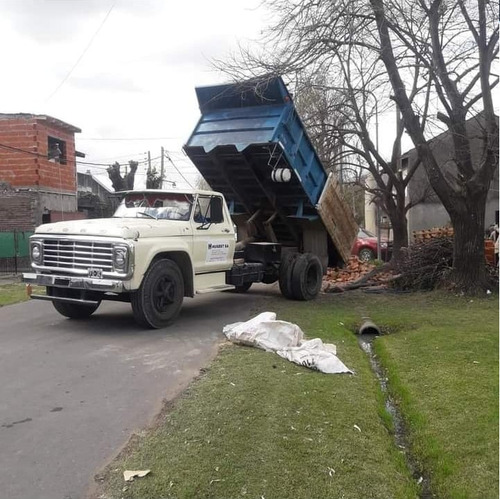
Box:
left=31, top=241, right=43, bottom=264
left=113, top=245, right=129, bottom=271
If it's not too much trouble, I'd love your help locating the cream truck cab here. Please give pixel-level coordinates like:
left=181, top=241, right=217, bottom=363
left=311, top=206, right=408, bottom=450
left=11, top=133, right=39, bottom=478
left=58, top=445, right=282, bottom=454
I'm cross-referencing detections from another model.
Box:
left=23, top=189, right=239, bottom=328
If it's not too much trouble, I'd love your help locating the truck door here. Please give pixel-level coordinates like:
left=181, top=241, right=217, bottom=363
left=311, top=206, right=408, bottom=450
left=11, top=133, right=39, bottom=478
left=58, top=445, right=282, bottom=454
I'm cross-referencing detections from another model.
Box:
left=191, top=194, right=235, bottom=275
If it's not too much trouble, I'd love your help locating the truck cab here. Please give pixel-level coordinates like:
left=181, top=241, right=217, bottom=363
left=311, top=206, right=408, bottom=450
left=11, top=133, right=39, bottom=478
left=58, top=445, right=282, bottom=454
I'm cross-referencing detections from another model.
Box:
left=24, top=189, right=237, bottom=328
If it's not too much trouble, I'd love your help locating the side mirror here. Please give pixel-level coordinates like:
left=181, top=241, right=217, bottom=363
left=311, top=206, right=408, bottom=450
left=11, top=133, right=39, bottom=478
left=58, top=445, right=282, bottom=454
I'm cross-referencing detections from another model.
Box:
left=210, top=197, right=223, bottom=223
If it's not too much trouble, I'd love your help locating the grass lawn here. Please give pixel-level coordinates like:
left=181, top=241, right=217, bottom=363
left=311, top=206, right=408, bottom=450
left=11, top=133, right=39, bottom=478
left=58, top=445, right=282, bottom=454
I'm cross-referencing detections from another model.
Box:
left=94, top=289, right=498, bottom=499
left=0, top=281, right=44, bottom=306
left=372, top=293, right=499, bottom=499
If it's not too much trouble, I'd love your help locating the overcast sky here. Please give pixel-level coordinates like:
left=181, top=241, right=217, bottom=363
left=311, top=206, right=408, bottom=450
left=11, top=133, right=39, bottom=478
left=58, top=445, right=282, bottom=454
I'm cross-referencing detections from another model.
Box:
left=0, top=0, right=267, bottom=188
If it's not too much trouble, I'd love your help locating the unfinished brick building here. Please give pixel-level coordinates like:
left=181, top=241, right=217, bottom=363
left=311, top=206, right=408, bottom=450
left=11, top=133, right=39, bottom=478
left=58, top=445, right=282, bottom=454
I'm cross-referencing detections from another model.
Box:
left=0, top=113, right=85, bottom=230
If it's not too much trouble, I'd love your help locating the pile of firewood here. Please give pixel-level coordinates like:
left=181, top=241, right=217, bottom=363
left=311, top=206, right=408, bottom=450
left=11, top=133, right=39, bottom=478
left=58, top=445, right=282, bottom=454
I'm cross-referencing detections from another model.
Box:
left=394, top=233, right=498, bottom=291
left=392, top=236, right=454, bottom=290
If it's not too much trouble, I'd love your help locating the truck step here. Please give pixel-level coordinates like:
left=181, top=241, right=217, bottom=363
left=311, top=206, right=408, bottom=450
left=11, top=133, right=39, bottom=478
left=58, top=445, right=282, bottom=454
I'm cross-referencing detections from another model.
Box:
left=196, top=285, right=235, bottom=294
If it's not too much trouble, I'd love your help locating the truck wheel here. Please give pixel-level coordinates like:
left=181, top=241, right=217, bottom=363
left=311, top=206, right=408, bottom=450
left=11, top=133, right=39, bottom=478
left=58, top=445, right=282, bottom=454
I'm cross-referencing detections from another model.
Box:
left=131, top=259, right=184, bottom=328
left=279, top=252, right=300, bottom=299
left=291, top=253, right=323, bottom=301
left=52, top=300, right=100, bottom=319
left=50, top=287, right=101, bottom=319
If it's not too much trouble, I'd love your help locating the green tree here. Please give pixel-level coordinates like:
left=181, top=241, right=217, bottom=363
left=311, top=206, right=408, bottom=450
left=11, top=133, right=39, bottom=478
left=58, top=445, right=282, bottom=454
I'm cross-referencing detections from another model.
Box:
left=146, top=165, right=163, bottom=189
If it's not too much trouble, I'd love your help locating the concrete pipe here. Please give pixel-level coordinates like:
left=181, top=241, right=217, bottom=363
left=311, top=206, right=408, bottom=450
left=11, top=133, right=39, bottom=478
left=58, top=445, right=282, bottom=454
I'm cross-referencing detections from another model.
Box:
left=358, top=319, right=381, bottom=335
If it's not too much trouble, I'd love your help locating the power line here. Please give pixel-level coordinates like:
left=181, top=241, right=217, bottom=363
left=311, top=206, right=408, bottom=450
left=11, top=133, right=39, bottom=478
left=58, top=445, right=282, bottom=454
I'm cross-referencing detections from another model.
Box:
left=164, top=151, right=193, bottom=188
left=78, top=136, right=183, bottom=141
left=91, top=152, right=145, bottom=162
left=46, top=2, right=116, bottom=102
left=76, top=155, right=162, bottom=168
left=0, top=142, right=47, bottom=158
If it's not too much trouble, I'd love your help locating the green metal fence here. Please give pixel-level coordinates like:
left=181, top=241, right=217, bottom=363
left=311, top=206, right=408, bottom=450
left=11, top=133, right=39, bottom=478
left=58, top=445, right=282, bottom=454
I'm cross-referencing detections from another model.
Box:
left=0, top=230, right=33, bottom=273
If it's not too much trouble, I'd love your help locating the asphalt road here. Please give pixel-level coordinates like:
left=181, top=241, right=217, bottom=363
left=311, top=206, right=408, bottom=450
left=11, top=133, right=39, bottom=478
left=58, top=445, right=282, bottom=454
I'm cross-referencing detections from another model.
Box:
left=0, top=288, right=267, bottom=499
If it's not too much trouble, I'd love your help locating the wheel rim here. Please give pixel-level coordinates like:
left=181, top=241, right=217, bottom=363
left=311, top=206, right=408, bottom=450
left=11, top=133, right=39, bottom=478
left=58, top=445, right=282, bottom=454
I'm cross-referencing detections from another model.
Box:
left=359, top=249, right=373, bottom=261
left=153, top=276, right=176, bottom=312
left=306, top=264, right=320, bottom=293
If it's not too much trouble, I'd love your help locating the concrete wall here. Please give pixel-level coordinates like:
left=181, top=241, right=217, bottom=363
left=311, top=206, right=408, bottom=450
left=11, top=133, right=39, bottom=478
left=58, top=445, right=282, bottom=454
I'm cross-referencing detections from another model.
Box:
left=404, top=113, right=499, bottom=236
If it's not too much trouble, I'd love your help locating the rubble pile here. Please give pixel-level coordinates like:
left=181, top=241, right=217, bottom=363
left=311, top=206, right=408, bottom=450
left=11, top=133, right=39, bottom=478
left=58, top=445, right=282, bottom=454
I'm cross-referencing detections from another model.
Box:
left=322, top=257, right=395, bottom=293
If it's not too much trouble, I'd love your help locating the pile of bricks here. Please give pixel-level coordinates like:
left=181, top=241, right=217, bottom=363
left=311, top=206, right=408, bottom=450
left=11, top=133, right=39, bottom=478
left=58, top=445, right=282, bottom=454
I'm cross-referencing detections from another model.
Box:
left=323, top=257, right=375, bottom=284
left=413, top=227, right=454, bottom=243
left=322, top=257, right=395, bottom=292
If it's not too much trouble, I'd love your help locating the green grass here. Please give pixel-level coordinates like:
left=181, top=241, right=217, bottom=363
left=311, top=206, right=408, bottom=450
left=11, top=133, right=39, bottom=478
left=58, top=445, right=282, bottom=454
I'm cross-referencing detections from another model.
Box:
left=372, top=293, right=499, bottom=499
left=95, top=290, right=498, bottom=499
left=0, top=281, right=43, bottom=306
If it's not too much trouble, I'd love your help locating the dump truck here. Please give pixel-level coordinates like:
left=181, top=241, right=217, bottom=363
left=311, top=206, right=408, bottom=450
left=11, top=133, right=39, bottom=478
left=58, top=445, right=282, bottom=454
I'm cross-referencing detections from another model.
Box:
left=23, top=77, right=357, bottom=328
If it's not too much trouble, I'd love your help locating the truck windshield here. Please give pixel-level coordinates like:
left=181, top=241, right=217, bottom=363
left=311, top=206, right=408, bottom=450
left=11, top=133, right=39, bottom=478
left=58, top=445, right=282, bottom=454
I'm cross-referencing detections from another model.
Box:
left=113, top=193, right=194, bottom=221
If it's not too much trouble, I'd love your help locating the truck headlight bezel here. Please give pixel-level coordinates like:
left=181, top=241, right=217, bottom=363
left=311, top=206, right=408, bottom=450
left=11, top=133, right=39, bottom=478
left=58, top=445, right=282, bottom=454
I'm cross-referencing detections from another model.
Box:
left=112, top=244, right=130, bottom=272
left=31, top=241, right=43, bottom=265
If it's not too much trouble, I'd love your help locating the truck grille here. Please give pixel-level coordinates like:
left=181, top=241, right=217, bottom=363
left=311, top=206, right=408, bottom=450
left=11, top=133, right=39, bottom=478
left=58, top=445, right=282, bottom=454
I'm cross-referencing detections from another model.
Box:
left=42, top=239, right=114, bottom=271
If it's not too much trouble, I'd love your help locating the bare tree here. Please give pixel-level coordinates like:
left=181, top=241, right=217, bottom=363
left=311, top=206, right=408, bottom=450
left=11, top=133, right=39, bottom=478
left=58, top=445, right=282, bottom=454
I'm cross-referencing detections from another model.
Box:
left=217, top=0, right=498, bottom=290
left=215, top=1, right=430, bottom=261
left=369, top=0, right=498, bottom=292
left=107, top=160, right=138, bottom=192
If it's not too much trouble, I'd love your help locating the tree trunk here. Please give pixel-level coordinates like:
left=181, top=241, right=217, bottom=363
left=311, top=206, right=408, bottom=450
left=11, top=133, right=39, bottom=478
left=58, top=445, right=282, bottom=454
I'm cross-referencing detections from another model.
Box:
left=448, top=191, right=488, bottom=293
left=386, top=202, right=408, bottom=263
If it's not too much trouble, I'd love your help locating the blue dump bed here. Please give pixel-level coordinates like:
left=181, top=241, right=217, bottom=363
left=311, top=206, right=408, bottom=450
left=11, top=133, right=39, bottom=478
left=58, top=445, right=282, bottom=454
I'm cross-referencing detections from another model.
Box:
left=184, top=77, right=357, bottom=261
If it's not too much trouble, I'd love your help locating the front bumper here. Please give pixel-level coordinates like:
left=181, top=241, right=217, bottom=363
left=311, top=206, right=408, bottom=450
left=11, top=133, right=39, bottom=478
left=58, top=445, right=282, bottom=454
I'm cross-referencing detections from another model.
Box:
left=22, top=272, right=125, bottom=293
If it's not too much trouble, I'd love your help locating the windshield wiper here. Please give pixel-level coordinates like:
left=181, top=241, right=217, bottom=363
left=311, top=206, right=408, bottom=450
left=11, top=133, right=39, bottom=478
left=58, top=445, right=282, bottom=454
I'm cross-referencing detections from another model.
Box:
left=136, top=211, right=157, bottom=220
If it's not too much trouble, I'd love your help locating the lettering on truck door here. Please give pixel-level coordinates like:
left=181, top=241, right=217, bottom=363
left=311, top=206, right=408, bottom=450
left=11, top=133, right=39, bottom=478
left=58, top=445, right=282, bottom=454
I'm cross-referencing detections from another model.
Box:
left=191, top=195, right=235, bottom=275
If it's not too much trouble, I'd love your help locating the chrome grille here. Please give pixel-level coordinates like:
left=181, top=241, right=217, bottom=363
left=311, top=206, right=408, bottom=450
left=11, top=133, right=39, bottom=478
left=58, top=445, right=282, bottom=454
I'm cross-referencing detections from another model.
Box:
left=42, top=239, right=114, bottom=271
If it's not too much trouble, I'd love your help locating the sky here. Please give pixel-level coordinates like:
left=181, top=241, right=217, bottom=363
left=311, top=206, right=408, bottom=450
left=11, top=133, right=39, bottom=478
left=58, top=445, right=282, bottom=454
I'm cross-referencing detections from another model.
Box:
left=0, top=0, right=267, bottom=189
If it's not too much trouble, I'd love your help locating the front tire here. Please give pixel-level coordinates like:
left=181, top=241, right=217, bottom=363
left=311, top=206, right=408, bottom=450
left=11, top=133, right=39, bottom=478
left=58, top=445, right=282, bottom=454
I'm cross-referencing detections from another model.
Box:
left=49, top=287, right=101, bottom=319
left=52, top=300, right=100, bottom=319
left=131, top=259, right=184, bottom=328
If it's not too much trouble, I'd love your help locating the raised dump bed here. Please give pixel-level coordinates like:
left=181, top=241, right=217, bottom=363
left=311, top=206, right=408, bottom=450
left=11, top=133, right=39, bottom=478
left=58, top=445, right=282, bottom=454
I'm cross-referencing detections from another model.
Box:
left=183, top=77, right=357, bottom=265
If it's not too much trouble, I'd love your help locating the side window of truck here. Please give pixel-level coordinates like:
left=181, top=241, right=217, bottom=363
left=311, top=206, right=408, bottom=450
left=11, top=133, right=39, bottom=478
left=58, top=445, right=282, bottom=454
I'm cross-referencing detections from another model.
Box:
left=194, top=196, right=224, bottom=224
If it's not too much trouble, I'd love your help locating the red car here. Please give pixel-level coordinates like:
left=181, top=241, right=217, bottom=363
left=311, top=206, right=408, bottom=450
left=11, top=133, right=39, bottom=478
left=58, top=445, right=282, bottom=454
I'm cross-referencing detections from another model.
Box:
left=351, top=228, right=389, bottom=262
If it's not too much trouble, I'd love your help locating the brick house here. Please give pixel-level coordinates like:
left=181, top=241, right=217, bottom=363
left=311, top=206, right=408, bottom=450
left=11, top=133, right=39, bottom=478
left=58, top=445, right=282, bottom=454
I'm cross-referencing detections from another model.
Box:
left=0, top=113, right=86, bottom=231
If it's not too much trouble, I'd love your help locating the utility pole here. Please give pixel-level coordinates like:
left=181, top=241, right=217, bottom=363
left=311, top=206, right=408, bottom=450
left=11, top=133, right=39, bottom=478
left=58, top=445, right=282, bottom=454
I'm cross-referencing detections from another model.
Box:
left=147, top=151, right=151, bottom=170
left=160, top=146, right=164, bottom=189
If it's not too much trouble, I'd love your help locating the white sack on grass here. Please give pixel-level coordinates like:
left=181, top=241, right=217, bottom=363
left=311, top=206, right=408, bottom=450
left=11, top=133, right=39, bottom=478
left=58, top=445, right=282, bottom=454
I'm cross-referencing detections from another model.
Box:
left=223, top=312, right=352, bottom=374
left=223, top=312, right=304, bottom=351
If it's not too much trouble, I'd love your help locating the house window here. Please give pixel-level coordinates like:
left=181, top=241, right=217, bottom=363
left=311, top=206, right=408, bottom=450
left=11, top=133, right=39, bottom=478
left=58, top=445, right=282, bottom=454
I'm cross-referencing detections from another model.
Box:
left=48, top=136, right=66, bottom=164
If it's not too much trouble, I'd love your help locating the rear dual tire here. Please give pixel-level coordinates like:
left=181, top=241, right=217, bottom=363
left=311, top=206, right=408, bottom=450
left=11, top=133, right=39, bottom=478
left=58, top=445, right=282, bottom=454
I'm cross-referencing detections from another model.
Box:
left=279, top=252, right=322, bottom=301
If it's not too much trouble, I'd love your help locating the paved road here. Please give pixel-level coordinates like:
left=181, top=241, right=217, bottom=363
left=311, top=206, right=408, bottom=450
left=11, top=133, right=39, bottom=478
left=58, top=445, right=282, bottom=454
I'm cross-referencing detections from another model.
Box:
left=0, top=289, right=266, bottom=499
